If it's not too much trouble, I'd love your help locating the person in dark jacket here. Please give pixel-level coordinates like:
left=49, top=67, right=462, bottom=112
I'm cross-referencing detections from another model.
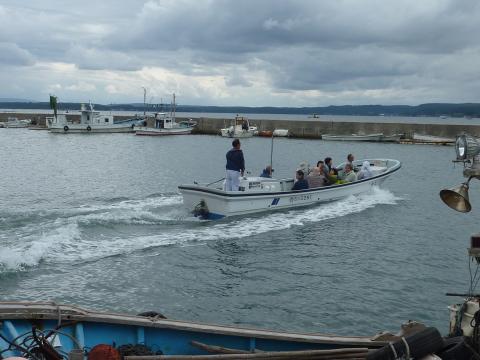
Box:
left=292, top=170, right=309, bottom=190
left=260, top=165, right=273, bottom=178
left=225, top=138, right=245, bottom=191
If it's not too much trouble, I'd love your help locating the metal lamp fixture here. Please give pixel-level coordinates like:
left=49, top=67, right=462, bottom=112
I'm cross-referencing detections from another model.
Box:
left=455, top=134, right=480, bottom=161
left=440, top=181, right=471, bottom=213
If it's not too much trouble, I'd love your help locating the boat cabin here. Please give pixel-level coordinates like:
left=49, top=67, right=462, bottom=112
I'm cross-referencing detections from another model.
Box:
left=154, top=112, right=176, bottom=129
left=80, top=103, right=114, bottom=125
left=234, top=115, right=250, bottom=130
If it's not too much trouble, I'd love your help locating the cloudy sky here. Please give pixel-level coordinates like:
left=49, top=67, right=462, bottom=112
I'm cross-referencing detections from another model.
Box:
left=1, top=0, right=480, bottom=106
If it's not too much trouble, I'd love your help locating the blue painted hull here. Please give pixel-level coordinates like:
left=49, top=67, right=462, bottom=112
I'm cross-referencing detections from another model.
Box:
left=0, top=302, right=385, bottom=358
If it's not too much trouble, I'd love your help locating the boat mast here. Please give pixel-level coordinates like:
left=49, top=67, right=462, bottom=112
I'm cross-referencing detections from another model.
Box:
left=142, top=87, right=147, bottom=116
left=172, top=93, right=176, bottom=119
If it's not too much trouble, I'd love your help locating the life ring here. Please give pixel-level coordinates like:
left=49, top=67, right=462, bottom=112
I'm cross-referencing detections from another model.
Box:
left=86, top=126, right=91, bottom=132
left=63, top=125, right=69, bottom=132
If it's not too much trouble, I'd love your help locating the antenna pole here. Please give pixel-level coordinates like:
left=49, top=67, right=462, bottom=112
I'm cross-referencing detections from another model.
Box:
left=270, top=133, right=274, bottom=175
left=142, top=87, right=147, bottom=115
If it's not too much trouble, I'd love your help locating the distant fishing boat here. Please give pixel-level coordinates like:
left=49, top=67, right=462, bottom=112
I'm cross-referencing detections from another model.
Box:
left=49, top=102, right=136, bottom=133
left=135, top=94, right=196, bottom=136
left=220, top=115, right=258, bottom=138
left=411, top=133, right=455, bottom=145
left=3, top=117, right=31, bottom=128
left=321, top=133, right=384, bottom=142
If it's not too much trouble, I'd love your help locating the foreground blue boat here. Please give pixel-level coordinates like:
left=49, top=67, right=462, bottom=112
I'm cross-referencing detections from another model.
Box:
left=0, top=301, right=389, bottom=359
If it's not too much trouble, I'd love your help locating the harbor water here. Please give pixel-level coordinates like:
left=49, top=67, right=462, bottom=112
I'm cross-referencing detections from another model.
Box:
left=0, top=128, right=478, bottom=336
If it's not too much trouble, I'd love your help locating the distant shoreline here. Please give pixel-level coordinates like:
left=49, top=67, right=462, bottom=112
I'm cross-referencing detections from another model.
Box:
left=1, top=101, right=480, bottom=118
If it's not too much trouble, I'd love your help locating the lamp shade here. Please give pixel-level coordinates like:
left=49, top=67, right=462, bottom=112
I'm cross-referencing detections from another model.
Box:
left=440, top=183, right=471, bottom=212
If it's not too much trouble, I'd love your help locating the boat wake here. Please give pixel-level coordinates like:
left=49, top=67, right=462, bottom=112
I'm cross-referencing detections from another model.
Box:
left=0, top=188, right=401, bottom=273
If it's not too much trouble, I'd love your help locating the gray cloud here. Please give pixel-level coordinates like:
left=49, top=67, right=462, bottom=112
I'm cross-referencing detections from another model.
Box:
left=1, top=0, right=480, bottom=105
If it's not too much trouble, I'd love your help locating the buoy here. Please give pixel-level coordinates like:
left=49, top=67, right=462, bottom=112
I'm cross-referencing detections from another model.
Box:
left=63, top=125, right=69, bottom=132
left=86, top=126, right=91, bottom=131
left=88, top=344, right=120, bottom=360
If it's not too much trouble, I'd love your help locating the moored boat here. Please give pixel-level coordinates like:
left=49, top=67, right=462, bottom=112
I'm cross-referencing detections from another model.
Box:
left=220, top=115, right=257, bottom=138
left=135, top=94, right=196, bottom=136
left=179, top=159, right=401, bottom=220
left=3, top=117, right=31, bottom=128
left=49, top=102, right=135, bottom=133
left=380, top=133, right=403, bottom=142
left=321, top=133, right=384, bottom=142
left=0, top=301, right=397, bottom=359
left=273, top=129, right=289, bottom=137
left=257, top=130, right=273, bottom=137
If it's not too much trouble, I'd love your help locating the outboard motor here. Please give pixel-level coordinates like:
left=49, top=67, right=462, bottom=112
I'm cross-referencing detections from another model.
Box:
left=193, top=199, right=209, bottom=219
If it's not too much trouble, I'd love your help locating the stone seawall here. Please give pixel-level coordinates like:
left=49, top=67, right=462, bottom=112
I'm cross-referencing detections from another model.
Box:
left=191, top=117, right=480, bottom=139
left=2, top=113, right=479, bottom=139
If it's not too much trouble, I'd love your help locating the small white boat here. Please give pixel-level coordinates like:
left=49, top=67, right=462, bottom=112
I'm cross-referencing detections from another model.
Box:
left=412, top=133, right=455, bottom=144
left=321, top=133, right=384, bottom=142
left=49, top=102, right=134, bottom=133
left=3, top=117, right=31, bottom=128
left=220, top=115, right=257, bottom=138
left=273, top=129, right=289, bottom=137
left=179, top=159, right=400, bottom=219
left=135, top=95, right=196, bottom=136
left=380, top=133, right=403, bottom=142
left=135, top=114, right=195, bottom=135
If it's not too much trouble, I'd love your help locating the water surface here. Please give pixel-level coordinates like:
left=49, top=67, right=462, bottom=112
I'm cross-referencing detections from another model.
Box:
left=0, top=128, right=477, bottom=336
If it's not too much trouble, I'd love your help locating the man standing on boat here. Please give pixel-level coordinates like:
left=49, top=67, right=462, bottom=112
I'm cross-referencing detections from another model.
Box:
left=225, top=138, right=245, bottom=191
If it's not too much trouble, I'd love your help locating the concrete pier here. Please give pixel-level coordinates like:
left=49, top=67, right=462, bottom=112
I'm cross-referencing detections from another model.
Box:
left=2, top=112, right=479, bottom=139
left=190, top=116, right=480, bottom=139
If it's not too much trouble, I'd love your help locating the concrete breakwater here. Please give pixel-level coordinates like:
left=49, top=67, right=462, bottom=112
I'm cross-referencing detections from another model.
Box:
left=191, top=116, right=480, bottom=139
left=2, top=112, right=479, bottom=139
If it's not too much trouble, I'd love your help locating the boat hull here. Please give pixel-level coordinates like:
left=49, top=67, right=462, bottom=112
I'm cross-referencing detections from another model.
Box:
left=321, top=134, right=383, bottom=142
left=179, top=159, right=401, bottom=219
left=0, top=301, right=385, bottom=358
left=220, top=128, right=255, bottom=138
left=135, top=126, right=193, bottom=136
left=50, top=124, right=134, bottom=133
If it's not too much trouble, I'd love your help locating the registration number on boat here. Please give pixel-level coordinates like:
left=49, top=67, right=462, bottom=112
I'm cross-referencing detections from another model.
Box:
left=289, top=194, right=312, bottom=203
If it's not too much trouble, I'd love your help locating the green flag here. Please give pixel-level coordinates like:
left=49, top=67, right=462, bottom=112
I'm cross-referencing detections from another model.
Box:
left=49, top=95, right=57, bottom=118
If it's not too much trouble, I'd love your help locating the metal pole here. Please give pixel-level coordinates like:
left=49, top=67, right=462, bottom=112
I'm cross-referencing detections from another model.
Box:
left=142, top=87, right=146, bottom=115
left=270, top=134, right=274, bottom=175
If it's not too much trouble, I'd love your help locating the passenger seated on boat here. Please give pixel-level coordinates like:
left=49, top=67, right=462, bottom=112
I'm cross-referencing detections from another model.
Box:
left=292, top=170, right=309, bottom=190
left=339, top=163, right=357, bottom=183
left=306, top=167, right=327, bottom=188
left=324, top=157, right=338, bottom=176
left=260, top=165, right=273, bottom=178
left=346, top=153, right=360, bottom=172
left=357, top=161, right=374, bottom=180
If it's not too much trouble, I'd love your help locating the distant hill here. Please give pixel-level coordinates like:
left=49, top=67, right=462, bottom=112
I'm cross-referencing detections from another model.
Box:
left=1, top=101, right=480, bottom=117
left=0, top=98, right=33, bottom=103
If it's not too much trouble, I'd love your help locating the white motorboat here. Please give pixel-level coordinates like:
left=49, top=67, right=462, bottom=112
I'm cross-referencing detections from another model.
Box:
left=321, top=133, right=384, bottom=142
left=135, top=114, right=195, bottom=135
left=179, top=159, right=401, bottom=219
left=380, top=133, right=403, bottom=142
left=135, top=94, right=196, bottom=136
left=49, top=102, right=134, bottom=133
left=3, top=117, right=31, bottom=128
left=220, top=115, right=257, bottom=138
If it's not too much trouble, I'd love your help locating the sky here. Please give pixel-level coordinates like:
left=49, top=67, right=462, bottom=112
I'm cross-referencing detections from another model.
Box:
left=1, top=0, right=480, bottom=107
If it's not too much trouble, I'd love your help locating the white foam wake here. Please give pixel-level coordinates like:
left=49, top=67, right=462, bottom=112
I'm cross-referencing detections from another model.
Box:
left=0, top=188, right=400, bottom=272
